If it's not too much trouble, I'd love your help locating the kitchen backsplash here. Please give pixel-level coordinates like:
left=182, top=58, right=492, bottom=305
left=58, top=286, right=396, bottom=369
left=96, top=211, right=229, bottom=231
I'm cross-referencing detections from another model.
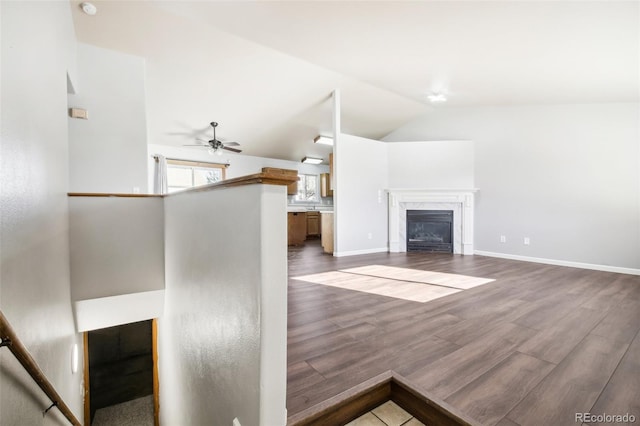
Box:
left=287, top=195, right=334, bottom=207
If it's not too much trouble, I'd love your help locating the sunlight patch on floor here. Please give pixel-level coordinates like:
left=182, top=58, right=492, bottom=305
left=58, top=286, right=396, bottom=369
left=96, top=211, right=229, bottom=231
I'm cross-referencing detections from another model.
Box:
left=341, top=265, right=495, bottom=289
left=292, top=265, right=494, bottom=303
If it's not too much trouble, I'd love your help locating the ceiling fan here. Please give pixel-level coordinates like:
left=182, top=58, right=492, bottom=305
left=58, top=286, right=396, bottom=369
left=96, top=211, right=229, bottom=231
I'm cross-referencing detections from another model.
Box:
left=184, top=121, right=242, bottom=155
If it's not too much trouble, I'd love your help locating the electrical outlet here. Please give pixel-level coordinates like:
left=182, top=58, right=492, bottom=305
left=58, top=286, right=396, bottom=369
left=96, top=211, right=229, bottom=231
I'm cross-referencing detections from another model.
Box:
left=524, top=237, right=530, bottom=245
left=233, top=418, right=241, bottom=426
left=367, top=233, right=373, bottom=240
left=500, top=235, right=506, bottom=243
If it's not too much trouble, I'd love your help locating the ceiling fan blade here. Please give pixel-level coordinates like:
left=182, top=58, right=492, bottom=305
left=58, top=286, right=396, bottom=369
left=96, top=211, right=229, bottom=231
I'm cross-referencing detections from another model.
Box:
left=223, top=146, right=242, bottom=153
left=183, top=144, right=207, bottom=146
left=224, top=142, right=240, bottom=147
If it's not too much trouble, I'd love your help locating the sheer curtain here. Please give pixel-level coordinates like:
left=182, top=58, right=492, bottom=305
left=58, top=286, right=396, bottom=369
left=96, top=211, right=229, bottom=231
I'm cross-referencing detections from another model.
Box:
left=153, top=154, right=168, bottom=194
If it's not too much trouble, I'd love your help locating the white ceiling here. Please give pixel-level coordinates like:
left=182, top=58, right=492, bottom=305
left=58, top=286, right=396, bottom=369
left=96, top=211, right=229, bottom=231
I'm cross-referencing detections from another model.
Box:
left=70, top=0, right=639, bottom=162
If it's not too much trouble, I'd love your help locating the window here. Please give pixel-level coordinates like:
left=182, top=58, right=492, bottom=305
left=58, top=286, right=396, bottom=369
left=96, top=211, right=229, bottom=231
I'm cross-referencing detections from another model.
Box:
left=296, top=174, right=318, bottom=201
left=166, top=159, right=226, bottom=193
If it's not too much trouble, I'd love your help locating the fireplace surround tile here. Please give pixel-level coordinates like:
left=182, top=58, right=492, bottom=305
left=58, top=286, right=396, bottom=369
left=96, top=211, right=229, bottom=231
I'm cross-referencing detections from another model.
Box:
left=387, top=189, right=477, bottom=255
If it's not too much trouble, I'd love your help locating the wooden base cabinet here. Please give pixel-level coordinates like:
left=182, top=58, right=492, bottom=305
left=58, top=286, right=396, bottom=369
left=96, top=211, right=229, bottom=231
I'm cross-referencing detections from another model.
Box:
left=306, top=211, right=320, bottom=237
left=288, top=212, right=307, bottom=245
left=321, top=212, right=334, bottom=254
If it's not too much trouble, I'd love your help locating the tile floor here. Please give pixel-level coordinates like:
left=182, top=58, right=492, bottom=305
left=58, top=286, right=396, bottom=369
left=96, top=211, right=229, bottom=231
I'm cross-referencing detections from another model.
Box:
left=345, top=401, right=426, bottom=426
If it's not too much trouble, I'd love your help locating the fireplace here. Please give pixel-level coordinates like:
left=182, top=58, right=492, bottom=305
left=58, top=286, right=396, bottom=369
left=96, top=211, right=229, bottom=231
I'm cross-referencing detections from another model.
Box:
left=388, top=189, right=476, bottom=254
left=406, top=210, right=453, bottom=253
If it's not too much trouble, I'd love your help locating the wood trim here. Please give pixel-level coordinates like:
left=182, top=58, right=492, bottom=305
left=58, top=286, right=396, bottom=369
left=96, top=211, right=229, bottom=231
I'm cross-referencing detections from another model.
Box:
left=390, top=374, right=478, bottom=426
left=287, top=371, right=392, bottom=426
left=166, top=159, right=229, bottom=169
left=83, top=332, right=90, bottom=426
left=0, top=310, right=82, bottom=426
left=286, top=371, right=479, bottom=426
left=164, top=172, right=297, bottom=195
left=68, top=172, right=298, bottom=198
left=167, top=159, right=227, bottom=181
left=67, top=193, right=163, bottom=198
left=152, top=319, right=160, bottom=426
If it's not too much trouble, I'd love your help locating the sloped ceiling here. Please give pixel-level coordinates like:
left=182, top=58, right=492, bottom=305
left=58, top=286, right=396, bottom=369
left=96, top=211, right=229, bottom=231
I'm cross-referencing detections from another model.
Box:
left=70, top=1, right=639, bottom=162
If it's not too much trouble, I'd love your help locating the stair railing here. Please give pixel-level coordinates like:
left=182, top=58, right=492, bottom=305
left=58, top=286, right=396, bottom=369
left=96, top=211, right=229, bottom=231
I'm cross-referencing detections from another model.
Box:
left=0, top=310, right=82, bottom=426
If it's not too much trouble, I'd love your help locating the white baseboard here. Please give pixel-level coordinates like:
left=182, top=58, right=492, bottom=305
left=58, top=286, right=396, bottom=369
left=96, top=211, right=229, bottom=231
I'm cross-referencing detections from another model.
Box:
left=474, top=250, right=640, bottom=276
left=333, top=247, right=389, bottom=257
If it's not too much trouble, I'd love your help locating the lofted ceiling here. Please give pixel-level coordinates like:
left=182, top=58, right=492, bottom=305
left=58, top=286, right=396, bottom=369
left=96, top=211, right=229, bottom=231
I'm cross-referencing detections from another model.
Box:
left=70, top=0, right=639, bottom=162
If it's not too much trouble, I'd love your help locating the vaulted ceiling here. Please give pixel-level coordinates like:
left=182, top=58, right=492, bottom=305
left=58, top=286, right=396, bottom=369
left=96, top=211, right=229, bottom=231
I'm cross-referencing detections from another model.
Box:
left=70, top=1, right=639, bottom=162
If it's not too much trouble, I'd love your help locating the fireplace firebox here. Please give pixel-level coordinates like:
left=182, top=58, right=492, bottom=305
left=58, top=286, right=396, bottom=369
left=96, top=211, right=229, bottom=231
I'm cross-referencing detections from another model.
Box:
left=406, top=210, right=453, bottom=253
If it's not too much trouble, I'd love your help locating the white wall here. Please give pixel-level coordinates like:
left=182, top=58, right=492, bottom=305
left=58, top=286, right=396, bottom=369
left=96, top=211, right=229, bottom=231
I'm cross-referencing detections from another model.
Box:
left=385, top=103, right=640, bottom=270
left=387, top=140, right=474, bottom=189
left=68, top=43, right=149, bottom=193
left=0, top=1, right=83, bottom=424
left=69, top=196, right=165, bottom=331
left=69, top=196, right=165, bottom=299
left=335, top=134, right=389, bottom=255
left=334, top=135, right=475, bottom=256
left=160, top=184, right=287, bottom=426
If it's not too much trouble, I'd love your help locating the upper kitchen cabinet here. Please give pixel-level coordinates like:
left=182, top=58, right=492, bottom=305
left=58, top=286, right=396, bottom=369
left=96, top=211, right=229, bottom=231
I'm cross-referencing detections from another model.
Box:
left=320, top=173, right=333, bottom=198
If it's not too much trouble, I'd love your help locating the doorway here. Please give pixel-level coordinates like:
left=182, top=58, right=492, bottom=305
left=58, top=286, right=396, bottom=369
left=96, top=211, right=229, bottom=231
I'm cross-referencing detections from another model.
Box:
left=84, top=319, right=159, bottom=425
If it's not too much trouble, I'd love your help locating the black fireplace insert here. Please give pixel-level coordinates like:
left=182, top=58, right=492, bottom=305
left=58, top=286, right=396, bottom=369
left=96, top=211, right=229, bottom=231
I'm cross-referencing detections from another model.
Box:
left=406, top=210, right=453, bottom=253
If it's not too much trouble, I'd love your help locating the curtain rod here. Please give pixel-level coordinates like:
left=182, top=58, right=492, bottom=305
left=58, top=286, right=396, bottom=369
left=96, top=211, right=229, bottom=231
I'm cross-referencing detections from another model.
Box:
left=152, top=155, right=230, bottom=167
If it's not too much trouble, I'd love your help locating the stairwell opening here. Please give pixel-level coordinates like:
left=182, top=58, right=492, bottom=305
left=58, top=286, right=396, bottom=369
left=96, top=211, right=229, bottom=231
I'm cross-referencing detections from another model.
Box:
left=84, top=319, right=159, bottom=425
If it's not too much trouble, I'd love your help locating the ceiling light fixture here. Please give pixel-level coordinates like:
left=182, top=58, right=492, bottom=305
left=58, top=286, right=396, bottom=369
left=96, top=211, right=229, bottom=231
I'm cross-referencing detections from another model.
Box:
left=80, top=2, right=97, bottom=15
left=302, top=157, right=323, bottom=165
left=427, top=92, right=447, bottom=103
left=313, top=135, right=333, bottom=146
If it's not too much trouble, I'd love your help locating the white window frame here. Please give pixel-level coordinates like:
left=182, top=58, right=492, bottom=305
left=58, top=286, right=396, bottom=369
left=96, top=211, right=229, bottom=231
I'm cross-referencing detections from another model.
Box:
left=296, top=174, right=319, bottom=202
left=166, top=159, right=227, bottom=193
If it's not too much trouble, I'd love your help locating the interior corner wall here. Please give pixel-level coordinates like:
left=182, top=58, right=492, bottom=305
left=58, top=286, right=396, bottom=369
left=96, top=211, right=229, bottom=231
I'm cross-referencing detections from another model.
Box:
left=384, top=103, right=640, bottom=269
left=0, top=1, right=83, bottom=425
left=68, top=43, right=149, bottom=193
left=160, top=184, right=287, bottom=426
left=335, top=134, right=389, bottom=255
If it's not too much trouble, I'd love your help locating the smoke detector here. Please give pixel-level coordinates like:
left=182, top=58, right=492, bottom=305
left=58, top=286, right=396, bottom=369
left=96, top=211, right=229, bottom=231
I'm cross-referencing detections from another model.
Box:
left=80, top=2, right=97, bottom=16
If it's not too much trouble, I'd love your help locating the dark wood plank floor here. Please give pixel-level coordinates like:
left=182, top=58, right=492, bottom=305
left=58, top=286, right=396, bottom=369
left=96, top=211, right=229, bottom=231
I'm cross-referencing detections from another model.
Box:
left=287, top=240, right=640, bottom=426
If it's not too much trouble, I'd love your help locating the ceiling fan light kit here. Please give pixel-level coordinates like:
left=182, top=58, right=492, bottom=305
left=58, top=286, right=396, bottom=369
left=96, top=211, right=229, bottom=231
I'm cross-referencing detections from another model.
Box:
left=183, top=121, right=242, bottom=155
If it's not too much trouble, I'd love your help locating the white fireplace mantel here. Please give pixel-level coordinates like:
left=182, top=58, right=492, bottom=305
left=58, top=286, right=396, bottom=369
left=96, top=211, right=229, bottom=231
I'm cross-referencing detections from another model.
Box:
left=387, top=189, right=478, bottom=255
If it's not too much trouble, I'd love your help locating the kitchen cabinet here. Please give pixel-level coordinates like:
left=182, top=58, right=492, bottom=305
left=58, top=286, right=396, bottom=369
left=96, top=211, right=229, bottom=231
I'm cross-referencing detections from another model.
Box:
left=306, top=211, right=320, bottom=237
left=288, top=212, right=307, bottom=245
left=263, top=167, right=298, bottom=195
left=321, top=212, right=334, bottom=254
left=320, top=173, right=333, bottom=198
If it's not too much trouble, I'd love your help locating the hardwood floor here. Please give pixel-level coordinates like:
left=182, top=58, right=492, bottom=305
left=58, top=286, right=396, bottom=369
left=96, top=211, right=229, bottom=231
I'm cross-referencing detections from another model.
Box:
left=287, top=240, right=640, bottom=426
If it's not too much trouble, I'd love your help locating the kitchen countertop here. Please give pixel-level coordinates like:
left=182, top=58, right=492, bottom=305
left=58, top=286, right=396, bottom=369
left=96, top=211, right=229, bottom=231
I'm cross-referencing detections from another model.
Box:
left=287, top=206, right=333, bottom=213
